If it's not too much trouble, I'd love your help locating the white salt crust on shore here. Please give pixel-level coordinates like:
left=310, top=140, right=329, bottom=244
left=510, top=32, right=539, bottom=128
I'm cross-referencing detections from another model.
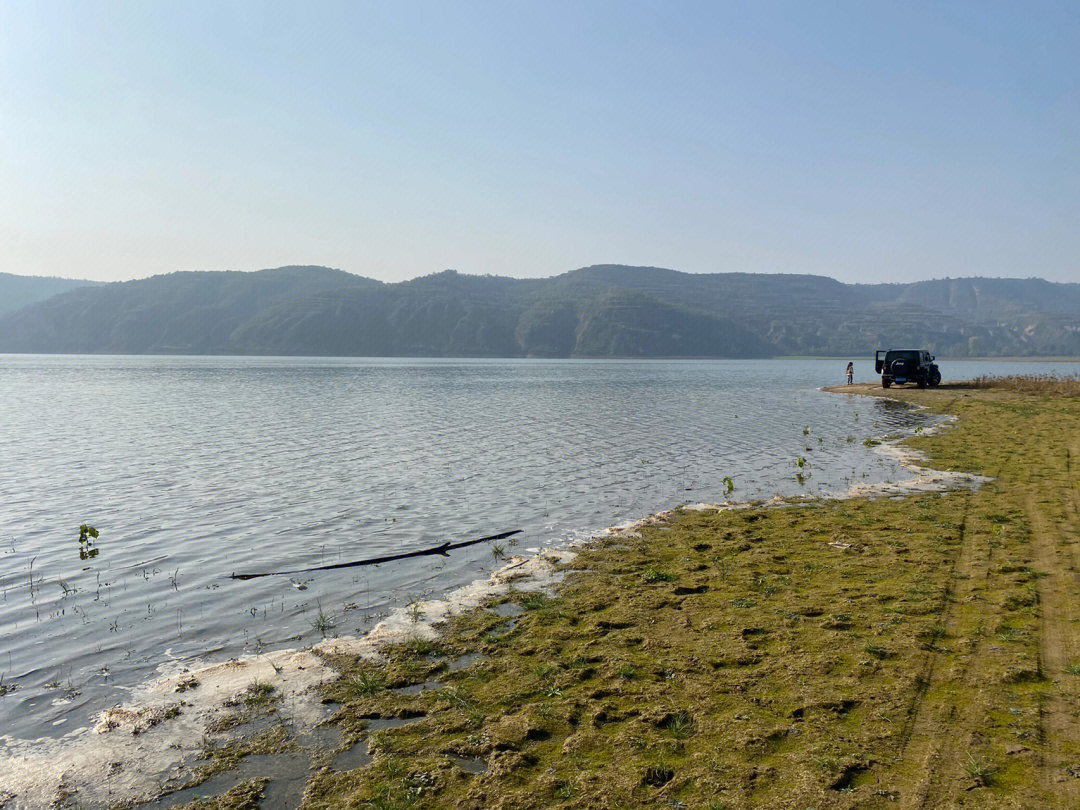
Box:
left=0, top=550, right=574, bottom=810
left=0, top=407, right=986, bottom=809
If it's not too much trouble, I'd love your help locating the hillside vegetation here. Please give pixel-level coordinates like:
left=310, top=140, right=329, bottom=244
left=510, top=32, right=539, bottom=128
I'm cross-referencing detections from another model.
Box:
left=0, top=272, right=101, bottom=318
left=0, top=265, right=1077, bottom=357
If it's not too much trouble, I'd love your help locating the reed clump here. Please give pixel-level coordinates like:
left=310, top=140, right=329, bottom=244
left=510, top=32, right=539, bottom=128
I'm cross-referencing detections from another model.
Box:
left=972, top=373, right=1080, bottom=396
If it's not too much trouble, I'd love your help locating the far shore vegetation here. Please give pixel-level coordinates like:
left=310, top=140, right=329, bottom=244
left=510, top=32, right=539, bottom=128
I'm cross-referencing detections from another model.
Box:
left=166, top=376, right=1080, bottom=810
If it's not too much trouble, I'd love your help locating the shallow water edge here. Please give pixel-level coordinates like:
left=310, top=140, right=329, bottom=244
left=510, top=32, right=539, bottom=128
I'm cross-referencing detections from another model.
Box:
left=0, top=393, right=985, bottom=810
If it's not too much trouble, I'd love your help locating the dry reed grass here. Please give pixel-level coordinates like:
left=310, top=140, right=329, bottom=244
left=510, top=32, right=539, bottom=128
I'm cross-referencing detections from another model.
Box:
left=972, top=374, right=1080, bottom=396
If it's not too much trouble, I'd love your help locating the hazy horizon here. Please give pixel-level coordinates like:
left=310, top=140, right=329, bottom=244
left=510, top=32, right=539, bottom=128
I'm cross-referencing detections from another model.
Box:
left=5, top=262, right=1079, bottom=288
left=3, top=2, right=1078, bottom=285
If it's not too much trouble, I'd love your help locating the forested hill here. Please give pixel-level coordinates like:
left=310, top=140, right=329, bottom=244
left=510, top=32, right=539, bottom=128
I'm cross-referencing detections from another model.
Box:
left=0, top=272, right=102, bottom=318
left=0, top=264, right=1077, bottom=358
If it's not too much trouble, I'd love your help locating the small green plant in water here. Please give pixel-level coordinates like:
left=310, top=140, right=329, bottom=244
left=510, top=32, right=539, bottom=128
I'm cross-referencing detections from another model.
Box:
left=344, top=669, right=385, bottom=698
left=311, top=603, right=334, bottom=637
left=722, top=476, right=735, bottom=494
left=77, top=524, right=99, bottom=560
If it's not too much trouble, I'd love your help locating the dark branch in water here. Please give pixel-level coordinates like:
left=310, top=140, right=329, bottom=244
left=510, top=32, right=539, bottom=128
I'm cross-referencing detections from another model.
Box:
left=230, top=529, right=523, bottom=581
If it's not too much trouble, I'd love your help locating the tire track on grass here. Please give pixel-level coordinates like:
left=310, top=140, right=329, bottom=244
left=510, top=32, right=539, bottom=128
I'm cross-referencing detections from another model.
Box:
left=1028, top=487, right=1080, bottom=808
left=896, top=492, right=982, bottom=810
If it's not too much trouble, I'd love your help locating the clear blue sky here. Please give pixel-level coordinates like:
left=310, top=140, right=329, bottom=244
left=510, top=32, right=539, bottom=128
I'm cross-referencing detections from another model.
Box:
left=2, top=1, right=1077, bottom=284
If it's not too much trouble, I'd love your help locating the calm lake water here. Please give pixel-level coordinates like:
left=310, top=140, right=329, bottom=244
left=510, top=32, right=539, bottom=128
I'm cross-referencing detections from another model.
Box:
left=2, top=355, right=1078, bottom=741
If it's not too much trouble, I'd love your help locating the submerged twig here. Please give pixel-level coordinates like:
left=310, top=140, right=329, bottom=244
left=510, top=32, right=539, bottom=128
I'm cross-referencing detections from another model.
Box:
left=230, top=529, right=523, bottom=581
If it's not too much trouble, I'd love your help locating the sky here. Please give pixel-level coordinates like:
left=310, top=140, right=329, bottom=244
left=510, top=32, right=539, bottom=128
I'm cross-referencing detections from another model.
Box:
left=2, top=1, right=1078, bottom=285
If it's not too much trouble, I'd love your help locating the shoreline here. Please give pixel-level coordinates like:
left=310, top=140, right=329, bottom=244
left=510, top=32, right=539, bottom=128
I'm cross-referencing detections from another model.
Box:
left=292, top=380, right=1079, bottom=808
left=0, top=387, right=984, bottom=809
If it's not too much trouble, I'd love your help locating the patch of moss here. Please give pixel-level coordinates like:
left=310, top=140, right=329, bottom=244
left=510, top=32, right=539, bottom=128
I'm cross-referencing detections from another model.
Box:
left=171, top=778, right=267, bottom=810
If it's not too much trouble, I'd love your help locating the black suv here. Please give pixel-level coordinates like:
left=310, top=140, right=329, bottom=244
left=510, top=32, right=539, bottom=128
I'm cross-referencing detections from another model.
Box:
left=874, top=350, right=941, bottom=389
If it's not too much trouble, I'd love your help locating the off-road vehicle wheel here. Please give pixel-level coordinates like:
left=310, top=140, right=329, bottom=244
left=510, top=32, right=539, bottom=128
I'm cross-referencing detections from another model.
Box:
left=917, top=377, right=927, bottom=389
left=928, top=368, right=941, bottom=387
left=882, top=378, right=891, bottom=388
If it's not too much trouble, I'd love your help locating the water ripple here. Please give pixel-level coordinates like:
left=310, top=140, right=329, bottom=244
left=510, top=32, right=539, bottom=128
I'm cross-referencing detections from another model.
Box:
left=2, top=355, right=1077, bottom=740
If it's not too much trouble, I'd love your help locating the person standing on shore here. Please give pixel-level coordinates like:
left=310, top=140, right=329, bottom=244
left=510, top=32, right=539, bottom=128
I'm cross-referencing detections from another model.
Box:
left=845, top=361, right=854, bottom=385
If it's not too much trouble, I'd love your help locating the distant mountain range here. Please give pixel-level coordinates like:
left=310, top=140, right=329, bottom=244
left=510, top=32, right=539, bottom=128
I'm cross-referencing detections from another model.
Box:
left=1, top=265, right=1078, bottom=358
left=0, top=272, right=103, bottom=318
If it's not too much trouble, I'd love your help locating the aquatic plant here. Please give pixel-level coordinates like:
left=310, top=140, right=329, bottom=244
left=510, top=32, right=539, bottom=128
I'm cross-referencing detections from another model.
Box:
left=794, top=455, right=809, bottom=485
left=77, top=524, right=99, bottom=560
left=343, top=669, right=385, bottom=698
left=722, top=476, right=735, bottom=494
left=311, top=602, right=334, bottom=637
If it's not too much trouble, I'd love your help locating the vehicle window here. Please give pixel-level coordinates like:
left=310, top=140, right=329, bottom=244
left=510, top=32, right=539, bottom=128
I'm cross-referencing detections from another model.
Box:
left=885, top=351, right=918, bottom=363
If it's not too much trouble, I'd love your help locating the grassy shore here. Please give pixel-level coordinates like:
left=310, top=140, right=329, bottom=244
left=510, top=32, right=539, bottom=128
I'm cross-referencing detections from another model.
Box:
left=188, top=380, right=1080, bottom=810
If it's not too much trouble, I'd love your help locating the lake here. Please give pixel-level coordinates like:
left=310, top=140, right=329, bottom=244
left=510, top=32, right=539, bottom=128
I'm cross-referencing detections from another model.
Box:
left=1, top=355, right=1077, bottom=742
